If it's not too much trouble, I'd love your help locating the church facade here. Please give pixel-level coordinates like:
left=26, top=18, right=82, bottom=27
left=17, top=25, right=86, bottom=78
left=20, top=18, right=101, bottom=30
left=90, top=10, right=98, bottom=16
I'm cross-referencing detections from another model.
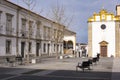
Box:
left=88, top=6, right=120, bottom=57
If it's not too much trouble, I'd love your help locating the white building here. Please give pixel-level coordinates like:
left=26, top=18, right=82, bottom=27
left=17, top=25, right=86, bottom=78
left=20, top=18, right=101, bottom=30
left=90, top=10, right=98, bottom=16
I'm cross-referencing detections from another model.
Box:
left=76, top=43, right=88, bottom=57
left=88, top=8, right=120, bottom=57
left=63, top=29, right=76, bottom=56
left=0, top=0, right=66, bottom=60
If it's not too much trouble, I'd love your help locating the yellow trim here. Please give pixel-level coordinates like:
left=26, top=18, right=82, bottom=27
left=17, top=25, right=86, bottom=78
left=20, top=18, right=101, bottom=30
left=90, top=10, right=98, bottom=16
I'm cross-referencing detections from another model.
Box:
left=88, top=9, right=120, bottom=22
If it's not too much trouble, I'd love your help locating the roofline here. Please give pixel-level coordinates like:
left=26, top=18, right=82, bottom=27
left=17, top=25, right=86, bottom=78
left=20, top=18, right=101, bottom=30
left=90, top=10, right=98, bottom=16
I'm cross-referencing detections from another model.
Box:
left=5, top=0, right=65, bottom=27
left=65, top=28, right=76, bottom=34
left=116, top=5, right=120, bottom=7
left=116, top=5, right=120, bottom=11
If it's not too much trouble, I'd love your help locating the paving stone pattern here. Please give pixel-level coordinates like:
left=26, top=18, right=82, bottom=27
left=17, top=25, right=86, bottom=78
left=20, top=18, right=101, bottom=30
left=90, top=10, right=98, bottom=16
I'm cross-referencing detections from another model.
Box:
left=0, top=57, right=119, bottom=80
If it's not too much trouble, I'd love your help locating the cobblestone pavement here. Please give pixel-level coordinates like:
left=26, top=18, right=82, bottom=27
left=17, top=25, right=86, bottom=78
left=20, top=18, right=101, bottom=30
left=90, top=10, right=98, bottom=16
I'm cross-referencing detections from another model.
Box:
left=0, top=57, right=119, bottom=80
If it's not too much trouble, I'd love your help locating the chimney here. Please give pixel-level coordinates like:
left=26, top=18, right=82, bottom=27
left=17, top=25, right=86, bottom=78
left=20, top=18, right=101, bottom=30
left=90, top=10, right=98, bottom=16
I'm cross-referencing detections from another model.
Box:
left=116, top=5, right=120, bottom=16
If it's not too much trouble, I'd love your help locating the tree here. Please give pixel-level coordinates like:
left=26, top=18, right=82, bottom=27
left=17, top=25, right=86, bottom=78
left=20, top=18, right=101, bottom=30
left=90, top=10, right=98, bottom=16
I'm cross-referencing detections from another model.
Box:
left=49, top=1, right=73, bottom=28
left=48, top=2, right=74, bottom=58
left=23, top=0, right=36, bottom=11
left=22, top=0, right=37, bottom=64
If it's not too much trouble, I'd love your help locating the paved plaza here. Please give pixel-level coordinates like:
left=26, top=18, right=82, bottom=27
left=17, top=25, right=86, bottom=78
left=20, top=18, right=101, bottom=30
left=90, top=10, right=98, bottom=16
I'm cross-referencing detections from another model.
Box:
left=0, top=57, right=120, bottom=80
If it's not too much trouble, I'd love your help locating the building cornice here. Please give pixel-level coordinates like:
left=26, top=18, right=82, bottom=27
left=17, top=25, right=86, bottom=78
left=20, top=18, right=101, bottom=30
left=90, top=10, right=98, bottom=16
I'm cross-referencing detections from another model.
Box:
left=88, top=9, right=120, bottom=22
left=3, top=0, right=65, bottom=28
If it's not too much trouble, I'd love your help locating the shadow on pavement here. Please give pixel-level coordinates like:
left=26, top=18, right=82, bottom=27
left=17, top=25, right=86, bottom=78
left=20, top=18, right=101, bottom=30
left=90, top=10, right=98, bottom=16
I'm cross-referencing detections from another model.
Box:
left=0, top=67, right=119, bottom=80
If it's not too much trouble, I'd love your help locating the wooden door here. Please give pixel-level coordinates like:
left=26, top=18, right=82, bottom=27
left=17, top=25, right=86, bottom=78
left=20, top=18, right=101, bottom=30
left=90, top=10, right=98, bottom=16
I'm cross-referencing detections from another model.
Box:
left=36, top=43, right=40, bottom=56
left=21, top=42, right=25, bottom=58
left=100, top=46, right=107, bottom=57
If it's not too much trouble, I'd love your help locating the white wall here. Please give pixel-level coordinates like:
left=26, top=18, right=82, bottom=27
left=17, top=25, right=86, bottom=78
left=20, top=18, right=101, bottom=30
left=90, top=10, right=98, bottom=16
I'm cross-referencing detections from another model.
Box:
left=64, top=35, right=76, bottom=50
left=0, top=37, right=16, bottom=56
left=0, top=2, right=17, bottom=56
left=92, top=21, right=115, bottom=57
left=0, top=4, right=17, bottom=36
left=0, top=0, right=65, bottom=57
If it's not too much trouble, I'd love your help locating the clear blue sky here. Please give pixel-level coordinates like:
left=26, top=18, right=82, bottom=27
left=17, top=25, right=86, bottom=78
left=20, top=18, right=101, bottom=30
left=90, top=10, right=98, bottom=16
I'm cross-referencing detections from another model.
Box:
left=10, top=0, right=120, bottom=43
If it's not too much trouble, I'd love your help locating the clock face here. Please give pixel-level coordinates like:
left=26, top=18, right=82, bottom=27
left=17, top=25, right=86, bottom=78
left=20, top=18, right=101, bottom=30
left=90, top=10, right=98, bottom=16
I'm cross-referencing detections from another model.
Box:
left=101, top=24, right=106, bottom=30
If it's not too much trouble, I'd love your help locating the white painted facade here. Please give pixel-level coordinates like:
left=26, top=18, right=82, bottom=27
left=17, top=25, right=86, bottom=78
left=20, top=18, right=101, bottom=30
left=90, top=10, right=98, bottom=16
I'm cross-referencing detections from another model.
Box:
left=63, top=29, right=76, bottom=57
left=0, top=0, right=66, bottom=59
left=91, top=21, right=116, bottom=57
left=88, top=9, right=120, bottom=57
left=64, top=35, right=76, bottom=50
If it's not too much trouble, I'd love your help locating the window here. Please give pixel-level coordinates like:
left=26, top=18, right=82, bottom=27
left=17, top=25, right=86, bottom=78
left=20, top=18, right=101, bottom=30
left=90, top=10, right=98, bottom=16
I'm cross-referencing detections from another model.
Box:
left=58, top=30, right=61, bottom=41
left=6, top=13, right=13, bottom=34
left=54, top=44, right=56, bottom=52
left=6, top=40, right=11, bottom=54
left=43, top=43, right=46, bottom=53
left=0, top=11, right=2, bottom=32
left=44, top=26, right=50, bottom=39
left=48, top=27, right=50, bottom=38
left=101, top=24, right=106, bottom=30
left=0, top=11, right=2, bottom=25
left=28, top=42, right=32, bottom=53
left=36, top=21, right=41, bottom=38
left=29, top=21, right=33, bottom=37
left=36, top=21, right=41, bottom=29
left=54, top=29, right=57, bottom=39
left=21, top=18, right=26, bottom=36
left=44, top=26, right=47, bottom=39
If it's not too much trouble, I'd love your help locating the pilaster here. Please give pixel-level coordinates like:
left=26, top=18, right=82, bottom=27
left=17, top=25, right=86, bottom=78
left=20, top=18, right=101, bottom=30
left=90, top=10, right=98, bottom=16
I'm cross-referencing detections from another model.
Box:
left=88, top=22, right=92, bottom=57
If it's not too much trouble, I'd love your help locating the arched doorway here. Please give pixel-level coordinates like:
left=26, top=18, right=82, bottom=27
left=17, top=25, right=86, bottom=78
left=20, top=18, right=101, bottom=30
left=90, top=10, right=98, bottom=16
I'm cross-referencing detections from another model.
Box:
left=63, top=40, right=73, bottom=54
left=99, top=41, right=108, bottom=57
left=67, top=40, right=73, bottom=49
